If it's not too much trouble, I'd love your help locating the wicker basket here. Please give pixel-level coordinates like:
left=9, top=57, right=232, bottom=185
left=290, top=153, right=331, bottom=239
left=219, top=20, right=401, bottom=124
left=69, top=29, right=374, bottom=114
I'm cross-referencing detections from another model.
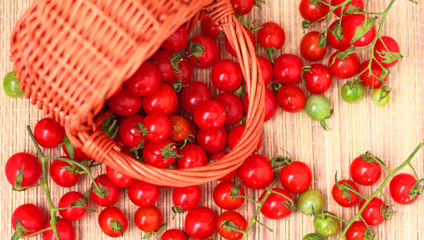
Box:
left=10, top=0, right=265, bottom=187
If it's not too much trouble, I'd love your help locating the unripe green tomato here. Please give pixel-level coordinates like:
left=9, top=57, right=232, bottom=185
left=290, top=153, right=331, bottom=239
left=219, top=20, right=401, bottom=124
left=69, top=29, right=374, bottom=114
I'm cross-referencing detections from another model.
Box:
left=303, top=233, right=325, bottom=240
left=313, top=211, right=340, bottom=237
left=3, top=71, right=25, bottom=98
left=341, top=82, right=365, bottom=103
left=305, top=95, right=331, bottom=120
left=371, top=88, right=390, bottom=106
left=297, top=189, right=324, bottom=215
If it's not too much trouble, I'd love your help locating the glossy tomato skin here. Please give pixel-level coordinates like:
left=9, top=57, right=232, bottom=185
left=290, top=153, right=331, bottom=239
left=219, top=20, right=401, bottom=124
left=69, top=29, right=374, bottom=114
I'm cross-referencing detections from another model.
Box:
left=225, top=28, right=255, bottom=57
left=274, top=54, right=304, bottom=84
left=359, top=60, right=388, bottom=89
left=328, top=20, right=351, bottom=50
left=161, top=229, right=187, bottom=240
left=350, top=156, right=382, bottom=186
left=152, top=51, right=175, bottom=82
left=143, top=112, right=172, bottom=142
left=279, top=161, right=312, bottom=194
left=197, top=127, right=227, bottom=154
left=300, top=32, right=327, bottom=61
left=213, top=181, right=245, bottom=210
left=231, top=0, right=254, bottom=15
left=332, top=180, right=360, bottom=207
left=170, top=57, right=193, bottom=85
left=260, top=188, right=294, bottom=219
left=331, top=0, right=364, bottom=17
left=342, top=14, right=376, bottom=47
left=161, top=25, right=188, bottom=53
left=125, top=61, right=160, bottom=96
left=257, top=56, right=273, bottom=85
left=258, top=22, right=285, bottom=50
left=201, top=16, right=220, bottom=39
left=359, top=198, right=386, bottom=226
left=118, top=115, right=144, bottom=148
left=304, top=64, right=332, bottom=94
left=5, top=152, right=41, bottom=187
left=134, top=206, right=163, bottom=232
left=390, top=173, right=419, bottom=205
left=214, top=93, right=244, bottom=126
left=184, top=206, right=217, bottom=239
left=12, top=204, right=46, bottom=237
left=239, top=154, right=274, bottom=189
left=50, top=158, right=80, bottom=188
left=227, top=124, right=262, bottom=151
left=58, top=191, right=87, bottom=221
left=277, top=85, right=306, bottom=113
left=34, top=118, right=65, bottom=148
left=186, top=35, right=218, bottom=69
left=374, top=36, right=400, bottom=68
left=209, top=152, right=238, bottom=181
left=98, top=207, right=128, bottom=238
left=328, top=51, right=360, bottom=79
left=172, top=185, right=202, bottom=211
left=211, top=59, right=243, bottom=92
left=43, top=219, right=76, bottom=240
left=179, top=81, right=212, bottom=115
left=169, top=115, right=190, bottom=142
left=90, top=174, right=122, bottom=207
left=142, top=83, right=178, bottom=115
left=177, top=144, right=208, bottom=169
left=299, top=0, right=329, bottom=23
left=193, top=100, right=227, bottom=130
left=345, top=221, right=371, bottom=240
left=142, top=140, right=178, bottom=168
left=106, top=165, right=136, bottom=188
left=108, top=87, right=142, bottom=116
left=216, top=211, right=248, bottom=240
left=128, top=180, right=160, bottom=207
left=243, top=89, right=278, bottom=122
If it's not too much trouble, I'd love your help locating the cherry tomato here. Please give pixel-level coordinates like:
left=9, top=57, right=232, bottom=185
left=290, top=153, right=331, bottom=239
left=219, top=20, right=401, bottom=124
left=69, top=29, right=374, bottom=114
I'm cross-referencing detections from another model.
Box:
left=186, top=35, right=218, bottom=68
left=332, top=179, right=360, bottom=207
left=276, top=85, right=306, bottom=113
left=304, top=94, right=332, bottom=121
left=359, top=60, right=388, bottom=89
left=58, top=191, right=87, bottom=221
left=143, top=140, right=179, bottom=168
left=279, top=161, right=312, bottom=194
left=3, top=71, right=25, bottom=98
left=134, top=206, right=163, bottom=232
left=297, top=189, right=324, bottom=215
left=390, top=173, right=419, bottom=205
left=342, top=14, right=376, bottom=47
left=34, top=118, right=65, bottom=148
left=43, top=219, right=76, bottom=240
left=216, top=211, right=248, bottom=240
left=169, top=57, right=193, bottom=85
left=142, top=112, right=172, bottom=142
left=152, top=51, right=176, bottom=82
left=211, top=59, right=243, bottom=92
left=303, top=233, right=325, bottom=240
left=371, top=88, right=390, bottom=107
left=161, top=229, right=187, bottom=240
left=300, top=32, right=327, bottom=61
left=214, top=93, right=244, bottom=126
left=12, top=204, right=46, bottom=237
left=194, top=100, right=227, bottom=130
left=341, top=81, right=365, bottom=103
left=374, top=36, right=401, bottom=68
left=331, top=0, right=364, bottom=17
left=231, top=0, right=254, bottom=15
left=345, top=221, right=373, bottom=240
left=197, top=127, right=227, bottom=154
left=128, top=180, right=160, bottom=207
left=168, top=115, right=190, bottom=142
left=118, top=115, right=145, bottom=148
left=142, top=83, right=178, bottom=115
left=274, top=54, right=304, bottom=84
left=313, top=211, right=340, bottom=237
left=303, top=64, right=332, bottom=94
left=50, top=158, right=80, bottom=188
left=177, top=144, right=208, bottom=169
left=328, top=20, right=351, bottom=50
left=106, top=165, right=136, bottom=188
left=359, top=197, right=386, bottom=226
left=62, top=144, right=87, bottom=161
left=243, top=89, right=277, bottom=122
left=258, top=22, right=285, bottom=52
left=161, top=25, right=188, bottom=53
left=184, top=206, right=217, bottom=239
left=125, top=61, right=160, bottom=96
left=209, top=152, right=238, bottom=181
left=257, top=56, right=273, bottom=85
left=227, top=124, right=262, bottom=151
left=5, top=152, right=41, bottom=187
left=98, top=207, right=128, bottom=238
left=299, top=0, right=329, bottom=23
left=213, top=181, right=245, bottom=210
left=201, top=16, right=220, bottom=39
left=260, top=188, right=294, bottom=219
left=172, top=185, right=202, bottom=212
left=328, top=51, right=360, bottom=79
left=107, top=87, right=142, bottom=116
left=225, top=28, right=256, bottom=57
left=179, top=81, right=212, bottom=115
left=239, top=154, right=274, bottom=189
left=349, top=156, right=382, bottom=186
left=90, top=174, right=122, bottom=207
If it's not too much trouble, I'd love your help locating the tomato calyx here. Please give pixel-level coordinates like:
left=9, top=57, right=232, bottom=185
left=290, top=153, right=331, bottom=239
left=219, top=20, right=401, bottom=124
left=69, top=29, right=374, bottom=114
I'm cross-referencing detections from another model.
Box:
left=59, top=135, right=76, bottom=160
left=375, top=50, right=403, bottom=65
left=221, top=219, right=242, bottom=232
left=170, top=53, right=184, bottom=73
left=264, top=47, right=278, bottom=63
left=70, top=190, right=95, bottom=212
left=364, top=225, right=376, bottom=240
left=11, top=218, right=29, bottom=240
left=380, top=204, right=395, bottom=221
left=328, top=21, right=344, bottom=41
left=359, top=151, right=386, bottom=167
left=334, top=172, right=359, bottom=204
left=330, top=47, right=356, bottom=66
left=186, top=41, right=205, bottom=66
left=160, top=143, right=182, bottom=159
left=12, top=165, right=30, bottom=191
left=143, top=224, right=166, bottom=239
left=172, top=206, right=184, bottom=219
left=101, top=116, right=119, bottom=139
left=270, top=155, right=293, bottom=171
left=350, top=17, right=378, bottom=44
left=134, top=123, right=149, bottom=136
left=343, top=5, right=365, bottom=15
left=272, top=83, right=284, bottom=92
left=91, top=181, right=110, bottom=199
left=110, top=220, right=125, bottom=237
left=178, top=134, right=195, bottom=151
left=317, top=30, right=327, bottom=49
left=230, top=181, right=243, bottom=200
left=319, top=109, right=333, bottom=131
left=171, top=78, right=189, bottom=92
left=409, top=178, right=424, bottom=200
left=254, top=0, right=266, bottom=8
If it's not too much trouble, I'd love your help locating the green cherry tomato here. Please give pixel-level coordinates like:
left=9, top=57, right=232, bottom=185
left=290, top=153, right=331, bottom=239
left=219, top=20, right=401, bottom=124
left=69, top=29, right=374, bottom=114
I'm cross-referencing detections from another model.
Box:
left=313, top=211, right=340, bottom=237
left=305, top=95, right=331, bottom=120
left=3, top=71, right=25, bottom=98
left=371, top=88, right=390, bottom=106
left=303, top=233, right=325, bottom=240
left=341, top=82, right=365, bottom=103
left=297, top=189, right=324, bottom=215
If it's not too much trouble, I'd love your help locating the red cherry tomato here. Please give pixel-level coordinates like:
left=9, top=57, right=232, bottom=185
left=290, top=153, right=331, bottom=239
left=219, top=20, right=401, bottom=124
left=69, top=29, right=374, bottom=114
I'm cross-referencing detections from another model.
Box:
left=152, top=51, right=176, bottom=82
left=128, top=180, right=160, bottom=207
left=260, top=188, right=294, bottom=219
left=276, top=85, right=306, bottom=113
left=303, top=64, right=332, bottom=94
left=331, top=0, right=364, bottom=17
left=134, top=206, right=163, bottom=232
left=213, top=181, right=245, bottom=210
left=216, top=211, right=248, bottom=240
left=225, top=28, right=256, bottom=57
left=279, top=161, right=312, bottom=194
left=193, top=100, right=227, bottom=130
left=184, top=206, right=217, bottom=239
left=299, top=0, right=329, bottom=23
left=345, top=221, right=372, bottom=240
left=106, top=165, right=136, bottom=188
left=350, top=156, right=382, bottom=186
left=90, top=174, right=122, bottom=207
left=170, top=57, right=193, bottom=85
left=142, top=140, right=179, bottom=168
left=231, top=0, right=254, bottom=15
left=359, top=197, right=386, bottom=226
left=227, top=124, right=262, bottom=151
left=342, top=14, right=376, bottom=47
left=98, top=207, right=128, bottom=238
left=172, top=185, right=202, bottom=212
left=374, top=36, right=401, bottom=68
left=5, top=152, right=41, bottom=187
left=359, top=60, right=388, bottom=89
left=142, top=112, right=172, bottom=142
left=142, top=83, right=178, bottom=116
left=209, top=152, right=238, bottom=181
left=108, top=87, right=142, bottom=116
left=300, top=31, right=327, bottom=61
left=161, top=229, right=187, bottom=240
left=161, top=25, right=188, bottom=53
left=239, top=154, right=274, bottom=189
left=118, top=115, right=145, bottom=148
left=257, top=56, right=273, bottom=85
left=328, top=20, right=351, bottom=50
left=243, top=89, right=277, bottom=122
left=50, top=158, right=80, bottom=188
left=186, top=35, right=218, bottom=69
left=211, top=59, right=243, bottom=92
left=125, top=61, right=160, bottom=96
left=169, top=115, right=190, bottom=142
left=43, top=219, right=76, bottom=240
left=258, top=22, right=285, bottom=56
left=214, top=93, right=244, bottom=126
left=34, top=118, right=65, bottom=148
left=197, top=127, right=227, bottom=154
left=177, top=144, right=208, bottom=169
left=328, top=51, right=360, bottom=79
left=62, top=144, right=87, bottom=161
left=58, top=191, right=87, bottom=221
left=201, top=16, right=220, bottom=39
left=274, top=54, right=304, bottom=84
left=179, top=81, right=212, bottom=115
left=332, top=180, right=360, bottom=207
left=390, top=173, right=419, bottom=205
left=11, top=204, right=46, bottom=237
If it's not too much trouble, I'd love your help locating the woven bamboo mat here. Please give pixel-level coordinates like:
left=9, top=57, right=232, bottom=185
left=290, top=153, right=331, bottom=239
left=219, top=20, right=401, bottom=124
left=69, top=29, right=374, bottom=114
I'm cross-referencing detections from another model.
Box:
left=1, top=0, right=424, bottom=239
